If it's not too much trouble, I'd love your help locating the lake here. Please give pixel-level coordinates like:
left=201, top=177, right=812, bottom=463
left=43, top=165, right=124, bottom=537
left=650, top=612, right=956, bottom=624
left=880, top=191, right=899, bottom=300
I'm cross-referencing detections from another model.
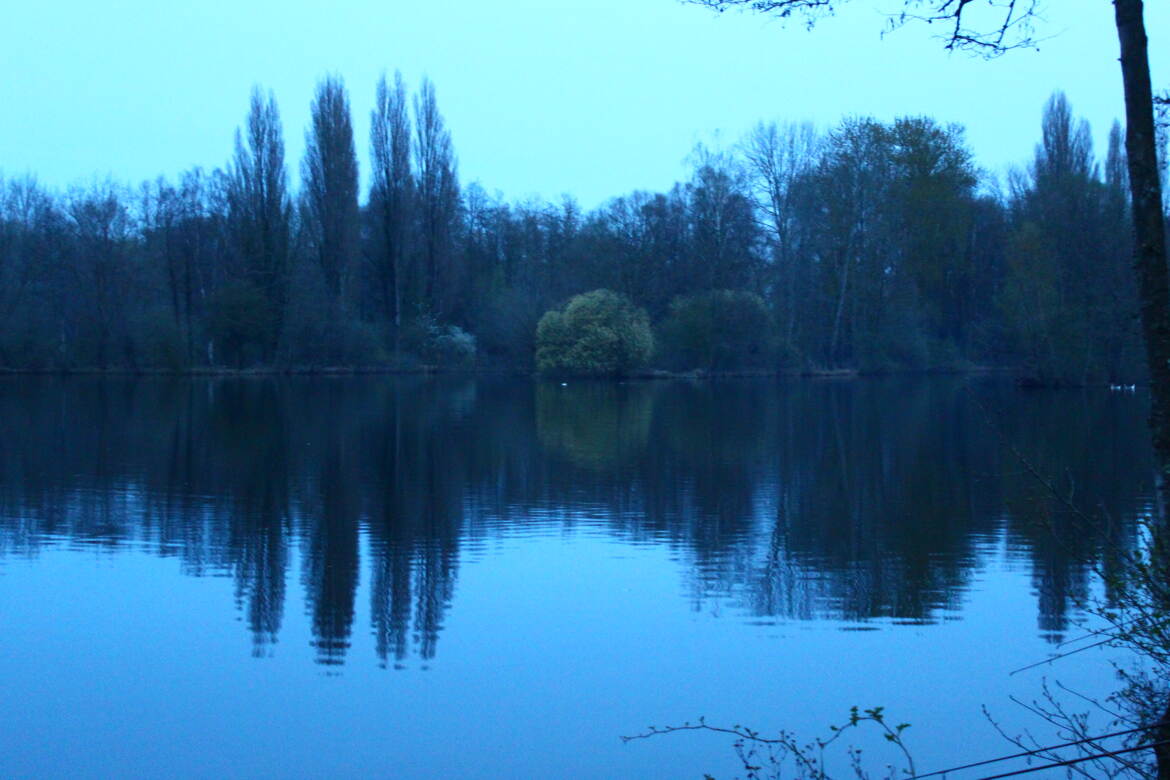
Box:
left=0, top=376, right=1154, bottom=778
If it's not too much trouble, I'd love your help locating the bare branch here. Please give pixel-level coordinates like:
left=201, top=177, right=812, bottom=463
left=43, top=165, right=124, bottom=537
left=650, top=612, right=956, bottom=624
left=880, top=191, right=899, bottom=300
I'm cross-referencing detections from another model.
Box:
left=684, top=0, right=1045, bottom=55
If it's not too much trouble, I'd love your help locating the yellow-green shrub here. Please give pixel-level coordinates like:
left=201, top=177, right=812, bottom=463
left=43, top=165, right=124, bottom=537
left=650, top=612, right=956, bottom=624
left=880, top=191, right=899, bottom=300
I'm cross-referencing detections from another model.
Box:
left=535, top=290, right=654, bottom=376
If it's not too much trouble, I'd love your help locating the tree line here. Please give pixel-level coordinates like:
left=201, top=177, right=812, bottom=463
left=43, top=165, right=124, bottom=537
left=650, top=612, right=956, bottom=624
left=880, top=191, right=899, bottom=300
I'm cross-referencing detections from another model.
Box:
left=0, top=75, right=1161, bottom=382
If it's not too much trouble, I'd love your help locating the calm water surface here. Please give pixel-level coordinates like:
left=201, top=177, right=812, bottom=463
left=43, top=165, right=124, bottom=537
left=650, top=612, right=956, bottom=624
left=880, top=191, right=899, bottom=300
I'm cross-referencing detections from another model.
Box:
left=0, top=376, right=1155, bottom=778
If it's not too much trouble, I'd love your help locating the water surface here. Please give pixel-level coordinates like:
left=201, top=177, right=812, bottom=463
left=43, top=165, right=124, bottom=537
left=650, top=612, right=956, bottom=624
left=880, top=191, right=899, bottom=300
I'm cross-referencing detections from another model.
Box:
left=0, top=376, right=1153, bottom=777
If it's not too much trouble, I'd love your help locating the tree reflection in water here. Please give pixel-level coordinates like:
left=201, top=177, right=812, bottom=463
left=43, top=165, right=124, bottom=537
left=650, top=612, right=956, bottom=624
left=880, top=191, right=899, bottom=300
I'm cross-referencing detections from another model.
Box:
left=0, top=376, right=1155, bottom=664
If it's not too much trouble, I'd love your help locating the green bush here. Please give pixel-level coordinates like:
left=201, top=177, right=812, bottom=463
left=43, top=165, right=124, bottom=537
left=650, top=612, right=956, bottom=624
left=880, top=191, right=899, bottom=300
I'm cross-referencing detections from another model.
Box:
left=535, top=290, right=654, bottom=376
left=658, top=289, right=775, bottom=372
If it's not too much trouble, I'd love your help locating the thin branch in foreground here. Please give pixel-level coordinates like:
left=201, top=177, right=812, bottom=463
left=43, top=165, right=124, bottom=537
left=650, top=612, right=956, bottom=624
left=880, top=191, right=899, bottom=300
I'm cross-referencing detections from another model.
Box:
left=978, top=739, right=1170, bottom=779
left=910, top=724, right=1155, bottom=780
left=623, top=707, right=915, bottom=780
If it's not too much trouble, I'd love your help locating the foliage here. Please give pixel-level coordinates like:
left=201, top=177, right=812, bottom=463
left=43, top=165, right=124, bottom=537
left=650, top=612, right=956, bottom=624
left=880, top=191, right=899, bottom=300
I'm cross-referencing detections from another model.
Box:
left=535, top=289, right=654, bottom=376
left=404, top=314, right=477, bottom=369
left=998, top=94, right=1143, bottom=385
left=136, top=309, right=188, bottom=370
left=657, top=289, right=775, bottom=371
left=469, top=285, right=545, bottom=369
left=227, top=87, right=290, bottom=363
left=280, top=259, right=388, bottom=366
left=0, top=83, right=1155, bottom=377
left=282, top=315, right=388, bottom=367
left=301, top=74, right=359, bottom=307
left=206, top=280, right=277, bottom=368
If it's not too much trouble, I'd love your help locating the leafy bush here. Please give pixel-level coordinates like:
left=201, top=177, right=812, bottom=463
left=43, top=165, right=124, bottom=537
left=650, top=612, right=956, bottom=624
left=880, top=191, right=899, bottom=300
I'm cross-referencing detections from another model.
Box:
left=404, top=315, right=477, bottom=369
left=430, top=324, right=477, bottom=368
left=657, top=289, right=775, bottom=371
left=535, top=289, right=654, bottom=376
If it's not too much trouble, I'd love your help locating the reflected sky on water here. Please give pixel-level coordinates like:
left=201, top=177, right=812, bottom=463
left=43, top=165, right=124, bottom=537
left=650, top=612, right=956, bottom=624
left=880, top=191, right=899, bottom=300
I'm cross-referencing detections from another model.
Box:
left=0, top=376, right=1153, bottom=777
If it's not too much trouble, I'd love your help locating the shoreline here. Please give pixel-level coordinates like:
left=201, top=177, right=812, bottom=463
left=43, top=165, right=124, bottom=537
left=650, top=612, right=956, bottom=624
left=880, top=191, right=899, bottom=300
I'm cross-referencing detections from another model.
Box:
left=0, top=364, right=1037, bottom=381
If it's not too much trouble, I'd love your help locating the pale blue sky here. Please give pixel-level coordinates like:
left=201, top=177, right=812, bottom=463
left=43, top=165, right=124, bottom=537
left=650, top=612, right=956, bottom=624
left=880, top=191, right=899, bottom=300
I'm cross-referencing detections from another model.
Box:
left=1, top=0, right=1165, bottom=207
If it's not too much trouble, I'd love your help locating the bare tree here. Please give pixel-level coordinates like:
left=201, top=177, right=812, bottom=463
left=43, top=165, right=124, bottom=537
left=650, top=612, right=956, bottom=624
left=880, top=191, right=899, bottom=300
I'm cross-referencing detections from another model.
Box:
left=742, top=121, right=818, bottom=350
left=370, top=70, right=413, bottom=349
left=303, top=74, right=359, bottom=319
left=0, top=177, right=52, bottom=353
left=66, top=182, right=133, bottom=369
left=139, top=169, right=217, bottom=365
left=685, top=143, right=761, bottom=293
left=414, top=76, right=460, bottom=317
left=226, top=86, right=291, bottom=362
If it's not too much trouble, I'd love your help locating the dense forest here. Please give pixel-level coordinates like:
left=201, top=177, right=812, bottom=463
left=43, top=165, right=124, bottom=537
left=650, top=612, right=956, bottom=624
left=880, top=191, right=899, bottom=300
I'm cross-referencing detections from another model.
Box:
left=0, top=73, right=1163, bottom=382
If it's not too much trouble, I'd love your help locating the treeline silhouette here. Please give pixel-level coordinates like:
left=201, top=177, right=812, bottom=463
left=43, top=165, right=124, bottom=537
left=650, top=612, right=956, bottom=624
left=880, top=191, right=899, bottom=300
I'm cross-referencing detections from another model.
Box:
left=0, top=376, right=1153, bottom=665
left=0, top=76, right=1152, bottom=383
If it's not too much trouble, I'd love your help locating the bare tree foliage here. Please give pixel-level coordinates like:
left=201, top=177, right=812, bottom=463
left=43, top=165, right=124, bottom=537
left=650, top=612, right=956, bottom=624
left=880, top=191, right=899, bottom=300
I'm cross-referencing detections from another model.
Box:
left=66, top=182, right=134, bottom=369
left=742, top=121, right=818, bottom=351
left=0, top=177, right=53, bottom=355
left=303, top=75, right=359, bottom=309
left=685, top=0, right=1043, bottom=54
left=298, top=75, right=361, bottom=364
left=226, top=86, right=291, bottom=362
left=413, top=77, right=460, bottom=317
left=1001, top=93, right=1141, bottom=385
left=685, top=144, right=762, bottom=293
left=369, top=70, right=414, bottom=342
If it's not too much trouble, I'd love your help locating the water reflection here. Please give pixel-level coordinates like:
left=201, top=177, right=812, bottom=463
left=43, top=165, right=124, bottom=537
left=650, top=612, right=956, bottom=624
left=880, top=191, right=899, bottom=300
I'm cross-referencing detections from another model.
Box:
left=536, top=383, right=657, bottom=471
left=0, top=376, right=1155, bottom=664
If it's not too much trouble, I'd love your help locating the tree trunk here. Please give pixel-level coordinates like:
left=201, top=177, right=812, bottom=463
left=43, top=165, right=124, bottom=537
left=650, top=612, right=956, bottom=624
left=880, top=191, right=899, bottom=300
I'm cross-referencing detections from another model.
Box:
left=1114, top=0, right=1170, bottom=463
left=1113, top=4, right=1170, bottom=778
left=830, top=251, right=850, bottom=367
left=1155, top=705, right=1170, bottom=780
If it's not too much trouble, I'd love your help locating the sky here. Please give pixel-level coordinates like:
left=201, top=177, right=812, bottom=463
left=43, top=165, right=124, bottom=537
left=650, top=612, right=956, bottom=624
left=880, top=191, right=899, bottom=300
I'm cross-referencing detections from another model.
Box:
left=1, top=0, right=1166, bottom=209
